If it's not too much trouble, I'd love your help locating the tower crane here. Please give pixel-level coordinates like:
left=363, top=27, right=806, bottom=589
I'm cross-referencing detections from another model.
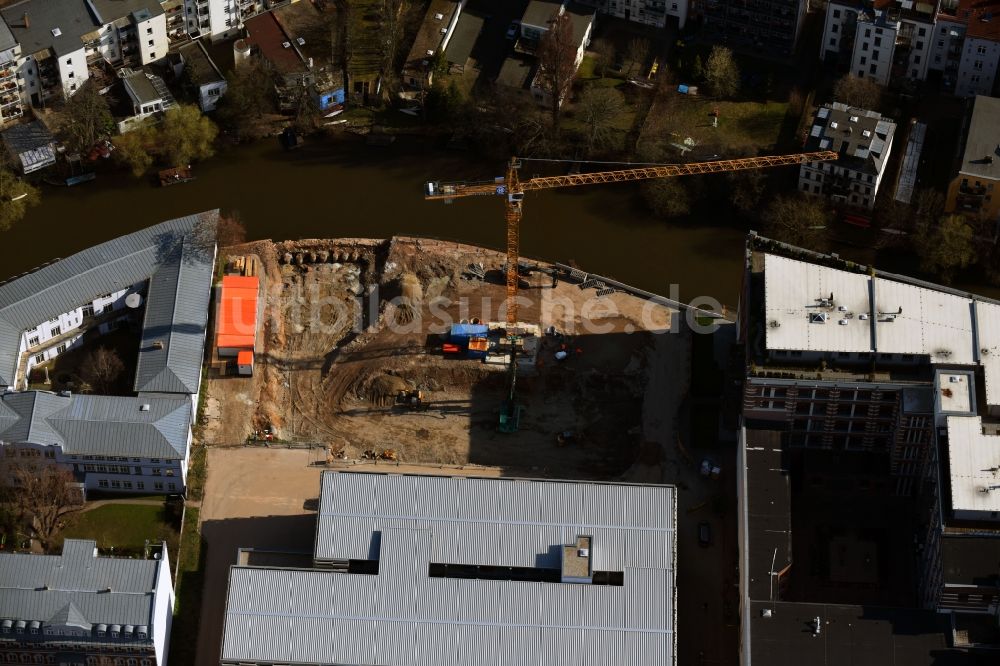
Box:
left=425, top=150, right=838, bottom=325
left=424, top=150, right=839, bottom=432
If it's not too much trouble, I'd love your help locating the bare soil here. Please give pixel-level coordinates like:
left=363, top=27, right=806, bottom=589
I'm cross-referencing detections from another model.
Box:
left=200, top=237, right=687, bottom=480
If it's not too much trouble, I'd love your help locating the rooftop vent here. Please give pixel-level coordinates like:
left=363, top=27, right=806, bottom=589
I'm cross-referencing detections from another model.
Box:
left=440, top=27, right=448, bottom=34
left=139, top=404, right=150, bottom=412
left=850, top=115, right=859, bottom=122
left=859, top=313, right=869, bottom=320
left=434, top=12, right=444, bottom=20
left=282, top=41, right=291, bottom=48
left=152, top=341, right=164, bottom=350
left=810, top=312, right=828, bottom=324
left=51, top=27, right=61, bottom=37
left=838, top=319, right=849, bottom=325
left=426, top=49, right=434, bottom=56
left=830, top=121, right=839, bottom=129
left=863, top=129, right=872, bottom=138
left=296, top=37, right=305, bottom=46
left=760, top=608, right=772, bottom=618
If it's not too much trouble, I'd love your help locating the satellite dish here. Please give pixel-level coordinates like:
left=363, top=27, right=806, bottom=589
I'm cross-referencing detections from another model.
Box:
left=125, top=293, right=143, bottom=309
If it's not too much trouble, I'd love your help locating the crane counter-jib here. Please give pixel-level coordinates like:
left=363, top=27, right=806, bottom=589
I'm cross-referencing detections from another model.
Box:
left=424, top=177, right=509, bottom=200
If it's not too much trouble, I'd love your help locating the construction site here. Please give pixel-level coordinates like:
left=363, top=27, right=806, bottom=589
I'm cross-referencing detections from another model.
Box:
left=201, top=235, right=685, bottom=480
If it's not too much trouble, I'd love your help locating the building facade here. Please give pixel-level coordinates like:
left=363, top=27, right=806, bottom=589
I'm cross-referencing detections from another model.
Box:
left=0, top=19, right=21, bottom=124
left=178, top=40, right=226, bottom=112
left=699, top=0, right=808, bottom=59
left=0, top=540, right=173, bottom=666
left=946, top=95, right=1000, bottom=222
left=799, top=103, right=896, bottom=211
left=574, top=0, right=688, bottom=29
left=821, top=0, right=937, bottom=86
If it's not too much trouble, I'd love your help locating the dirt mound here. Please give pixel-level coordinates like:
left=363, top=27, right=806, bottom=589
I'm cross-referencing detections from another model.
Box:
left=365, top=374, right=409, bottom=406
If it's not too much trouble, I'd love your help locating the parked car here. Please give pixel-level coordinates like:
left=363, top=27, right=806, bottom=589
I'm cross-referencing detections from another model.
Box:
left=506, top=22, right=519, bottom=40
left=698, top=521, right=712, bottom=546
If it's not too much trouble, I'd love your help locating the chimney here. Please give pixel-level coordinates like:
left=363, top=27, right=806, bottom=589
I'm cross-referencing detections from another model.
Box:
left=23, top=12, right=29, bottom=29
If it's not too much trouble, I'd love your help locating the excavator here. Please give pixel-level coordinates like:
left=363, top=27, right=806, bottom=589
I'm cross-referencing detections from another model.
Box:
left=426, top=150, right=839, bottom=431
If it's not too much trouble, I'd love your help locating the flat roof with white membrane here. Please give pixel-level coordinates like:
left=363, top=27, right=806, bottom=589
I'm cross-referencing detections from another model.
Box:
left=947, top=416, right=1000, bottom=516
left=976, top=302, right=1000, bottom=409
left=873, top=279, right=974, bottom=364
left=764, top=254, right=873, bottom=353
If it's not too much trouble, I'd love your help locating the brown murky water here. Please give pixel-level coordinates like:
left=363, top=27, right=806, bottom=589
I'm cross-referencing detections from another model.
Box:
left=6, top=135, right=748, bottom=307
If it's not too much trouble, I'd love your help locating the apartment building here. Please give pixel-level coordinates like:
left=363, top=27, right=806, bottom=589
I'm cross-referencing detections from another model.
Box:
left=0, top=0, right=168, bottom=109
left=738, top=236, right=1000, bottom=656
left=821, top=0, right=938, bottom=85
left=183, top=0, right=284, bottom=43
left=0, top=540, right=173, bottom=666
left=926, top=0, right=1000, bottom=97
left=799, top=102, right=896, bottom=211
left=574, top=0, right=688, bottom=29
left=0, top=212, right=218, bottom=494
left=521, top=1, right=595, bottom=107
left=699, top=0, right=808, bottom=59
left=0, top=18, right=21, bottom=124
left=946, top=95, right=1000, bottom=222
left=221, top=471, right=678, bottom=666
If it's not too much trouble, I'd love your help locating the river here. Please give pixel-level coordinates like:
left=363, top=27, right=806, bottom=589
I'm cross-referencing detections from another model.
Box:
left=4, top=135, right=747, bottom=308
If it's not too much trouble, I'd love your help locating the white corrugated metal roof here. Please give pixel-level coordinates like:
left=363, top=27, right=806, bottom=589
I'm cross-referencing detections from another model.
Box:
left=873, top=279, right=974, bottom=364
left=223, top=472, right=677, bottom=666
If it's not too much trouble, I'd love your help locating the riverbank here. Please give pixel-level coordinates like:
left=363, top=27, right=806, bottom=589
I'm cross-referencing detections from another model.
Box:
left=6, top=132, right=749, bottom=306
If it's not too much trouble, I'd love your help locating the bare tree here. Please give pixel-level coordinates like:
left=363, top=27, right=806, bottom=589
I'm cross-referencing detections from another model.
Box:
left=1, top=464, right=82, bottom=552
left=536, top=12, right=578, bottom=133
left=576, top=86, right=625, bottom=154
left=80, top=347, right=124, bottom=395
left=591, top=38, right=615, bottom=78
left=832, top=74, right=882, bottom=110
left=761, top=194, right=830, bottom=252
left=626, top=37, right=650, bottom=77
left=217, top=211, right=248, bottom=247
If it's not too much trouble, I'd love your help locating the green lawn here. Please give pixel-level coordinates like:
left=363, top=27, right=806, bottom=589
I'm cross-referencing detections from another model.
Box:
left=646, top=95, right=789, bottom=155
left=59, top=503, right=179, bottom=557
left=167, top=507, right=204, bottom=666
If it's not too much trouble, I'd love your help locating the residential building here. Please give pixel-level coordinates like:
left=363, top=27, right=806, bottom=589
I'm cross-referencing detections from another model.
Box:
left=243, top=9, right=344, bottom=114
left=520, top=1, right=595, bottom=107
left=1, top=392, right=193, bottom=494
left=221, top=471, right=678, bottom=666
left=401, top=0, right=465, bottom=89
left=119, top=68, right=175, bottom=132
left=0, top=18, right=22, bottom=124
left=0, top=0, right=168, bottom=109
left=952, top=0, right=1000, bottom=96
left=178, top=40, right=226, bottom=112
left=608, top=0, right=688, bottom=29
left=738, top=235, right=1000, bottom=658
left=0, top=212, right=218, bottom=494
left=442, top=11, right=484, bottom=74
left=821, top=0, right=938, bottom=86
left=799, top=102, right=896, bottom=211
left=946, top=95, right=1000, bottom=222
left=699, top=0, right=808, bottom=60
left=1, top=119, right=54, bottom=173
left=0, top=539, right=173, bottom=666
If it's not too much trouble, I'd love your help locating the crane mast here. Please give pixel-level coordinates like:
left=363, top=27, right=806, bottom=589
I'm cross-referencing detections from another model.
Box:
left=426, top=150, right=838, bottom=325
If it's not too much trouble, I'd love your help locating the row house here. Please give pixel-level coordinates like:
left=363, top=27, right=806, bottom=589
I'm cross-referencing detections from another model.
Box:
left=821, top=0, right=1000, bottom=97
left=822, top=0, right=937, bottom=86
left=0, top=540, right=173, bottom=666
left=0, top=212, right=218, bottom=495
left=0, top=0, right=168, bottom=111
left=946, top=95, right=1000, bottom=222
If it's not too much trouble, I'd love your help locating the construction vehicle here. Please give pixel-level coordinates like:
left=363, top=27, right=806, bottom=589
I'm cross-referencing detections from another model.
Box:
left=426, top=150, right=839, bottom=430
left=396, top=389, right=430, bottom=411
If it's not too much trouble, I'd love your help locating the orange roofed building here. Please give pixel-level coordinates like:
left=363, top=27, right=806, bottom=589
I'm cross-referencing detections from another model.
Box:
left=217, top=275, right=258, bottom=357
